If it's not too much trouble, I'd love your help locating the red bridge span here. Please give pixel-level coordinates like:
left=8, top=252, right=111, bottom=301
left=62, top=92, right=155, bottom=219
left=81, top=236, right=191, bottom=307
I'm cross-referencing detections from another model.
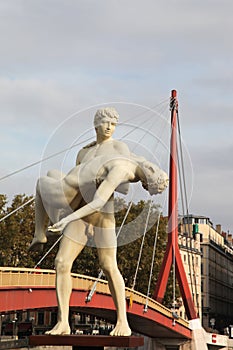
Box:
left=0, top=267, right=191, bottom=341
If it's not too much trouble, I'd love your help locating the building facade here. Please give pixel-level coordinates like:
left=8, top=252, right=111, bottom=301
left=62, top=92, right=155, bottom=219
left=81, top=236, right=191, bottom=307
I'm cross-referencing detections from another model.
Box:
left=179, top=215, right=233, bottom=334
left=177, top=220, right=202, bottom=321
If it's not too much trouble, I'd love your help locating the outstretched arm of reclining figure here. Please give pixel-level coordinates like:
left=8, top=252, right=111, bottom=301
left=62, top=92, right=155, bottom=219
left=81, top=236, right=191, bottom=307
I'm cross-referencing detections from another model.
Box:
left=48, top=167, right=132, bottom=232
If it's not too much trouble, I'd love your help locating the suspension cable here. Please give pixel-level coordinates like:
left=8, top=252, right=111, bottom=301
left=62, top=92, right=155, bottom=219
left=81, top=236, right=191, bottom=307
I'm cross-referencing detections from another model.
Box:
left=0, top=136, right=94, bottom=182
left=131, top=200, right=153, bottom=292
left=86, top=201, right=133, bottom=302
left=2, top=101, right=170, bottom=280
left=177, top=147, right=194, bottom=298
left=144, top=210, right=161, bottom=312
left=172, top=223, right=176, bottom=310
left=0, top=101, right=169, bottom=224
left=177, top=111, right=198, bottom=309
left=122, top=98, right=170, bottom=125
left=1, top=99, right=169, bottom=183
left=0, top=197, right=34, bottom=223
left=86, top=105, right=169, bottom=301
left=33, top=235, right=63, bottom=269
left=176, top=141, right=195, bottom=297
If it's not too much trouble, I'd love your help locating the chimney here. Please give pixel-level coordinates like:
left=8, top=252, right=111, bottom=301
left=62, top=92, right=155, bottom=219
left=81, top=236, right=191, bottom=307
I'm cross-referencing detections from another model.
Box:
left=227, top=234, right=232, bottom=245
left=216, top=224, right=221, bottom=234
left=222, top=231, right=227, bottom=239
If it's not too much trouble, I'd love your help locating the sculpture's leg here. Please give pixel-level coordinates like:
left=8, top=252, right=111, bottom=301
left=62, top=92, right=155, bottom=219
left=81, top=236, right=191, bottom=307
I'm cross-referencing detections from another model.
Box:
left=97, top=245, right=131, bottom=336
left=46, top=169, right=67, bottom=225
left=29, top=170, right=67, bottom=251
left=29, top=180, right=50, bottom=250
left=46, top=221, right=88, bottom=335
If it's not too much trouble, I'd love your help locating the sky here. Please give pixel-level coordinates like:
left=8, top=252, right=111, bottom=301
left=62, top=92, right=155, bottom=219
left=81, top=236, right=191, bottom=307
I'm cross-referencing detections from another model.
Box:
left=1, top=0, right=233, bottom=234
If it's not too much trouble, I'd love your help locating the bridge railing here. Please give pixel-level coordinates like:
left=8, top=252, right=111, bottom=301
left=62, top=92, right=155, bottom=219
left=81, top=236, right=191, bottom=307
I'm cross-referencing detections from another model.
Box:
left=0, top=267, right=190, bottom=329
left=0, top=267, right=56, bottom=287
left=0, top=267, right=110, bottom=296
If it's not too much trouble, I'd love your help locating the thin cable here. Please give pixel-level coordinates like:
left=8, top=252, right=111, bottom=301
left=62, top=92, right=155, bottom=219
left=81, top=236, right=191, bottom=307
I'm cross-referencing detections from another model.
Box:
left=144, top=211, right=161, bottom=312
left=33, top=235, right=63, bottom=269
left=86, top=201, right=133, bottom=302
left=131, top=200, right=153, bottom=291
left=177, top=113, right=190, bottom=219
left=4, top=101, right=169, bottom=279
left=172, top=221, right=176, bottom=311
left=0, top=137, right=94, bottom=182
left=122, top=98, right=170, bottom=125
left=177, top=111, right=198, bottom=308
left=0, top=197, right=34, bottom=223
left=1, top=100, right=169, bottom=183
left=177, top=149, right=194, bottom=297
left=116, top=201, right=133, bottom=239
left=119, top=113, right=157, bottom=141
left=177, top=144, right=194, bottom=299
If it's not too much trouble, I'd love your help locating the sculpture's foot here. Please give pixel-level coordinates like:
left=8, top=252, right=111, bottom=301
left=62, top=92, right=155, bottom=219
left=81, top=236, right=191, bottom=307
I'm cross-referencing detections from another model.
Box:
left=28, top=235, right=47, bottom=251
left=110, top=322, right=131, bottom=336
left=45, top=322, right=71, bottom=335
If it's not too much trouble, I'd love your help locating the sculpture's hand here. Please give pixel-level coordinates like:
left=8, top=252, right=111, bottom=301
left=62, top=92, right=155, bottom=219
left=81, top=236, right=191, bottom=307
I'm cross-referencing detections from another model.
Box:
left=48, top=218, right=69, bottom=232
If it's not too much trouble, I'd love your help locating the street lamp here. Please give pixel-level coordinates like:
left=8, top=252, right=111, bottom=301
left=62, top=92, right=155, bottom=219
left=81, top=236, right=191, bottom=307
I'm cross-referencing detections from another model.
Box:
left=210, top=318, right=215, bottom=330
left=12, top=317, right=18, bottom=338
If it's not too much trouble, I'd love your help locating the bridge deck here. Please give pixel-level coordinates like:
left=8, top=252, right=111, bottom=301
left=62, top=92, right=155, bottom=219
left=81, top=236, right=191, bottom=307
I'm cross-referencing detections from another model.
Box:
left=0, top=267, right=192, bottom=340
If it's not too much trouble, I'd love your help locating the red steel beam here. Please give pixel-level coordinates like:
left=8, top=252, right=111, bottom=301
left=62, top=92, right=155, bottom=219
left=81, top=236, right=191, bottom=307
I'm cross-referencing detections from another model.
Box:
left=0, top=286, right=191, bottom=339
left=153, top=90, right=197, bottom=320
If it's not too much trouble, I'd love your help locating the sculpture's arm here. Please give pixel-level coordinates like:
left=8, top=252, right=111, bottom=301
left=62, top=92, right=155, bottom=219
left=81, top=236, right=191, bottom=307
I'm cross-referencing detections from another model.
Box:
left=48, top=167, right=134, bottom=232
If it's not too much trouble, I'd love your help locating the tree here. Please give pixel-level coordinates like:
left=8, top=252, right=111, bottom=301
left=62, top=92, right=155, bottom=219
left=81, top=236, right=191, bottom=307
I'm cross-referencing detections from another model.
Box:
left=0, top=194, right=43, bottom=267
left=116, top=200, right=168, bottom=295
left=115, top=198, right=180, bottom=307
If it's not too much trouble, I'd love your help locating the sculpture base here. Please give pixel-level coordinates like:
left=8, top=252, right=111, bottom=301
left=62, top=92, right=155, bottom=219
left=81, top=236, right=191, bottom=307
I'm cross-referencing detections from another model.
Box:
left=29, top=334, right=144, bottom=349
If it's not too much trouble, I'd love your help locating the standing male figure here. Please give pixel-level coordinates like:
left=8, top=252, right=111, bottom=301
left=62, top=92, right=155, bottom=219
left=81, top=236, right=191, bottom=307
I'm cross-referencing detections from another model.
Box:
left=44, top=107, right=132, bottom=336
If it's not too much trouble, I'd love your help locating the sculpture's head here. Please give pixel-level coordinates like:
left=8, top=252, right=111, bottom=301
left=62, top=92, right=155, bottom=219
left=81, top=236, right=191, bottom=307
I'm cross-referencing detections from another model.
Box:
left=94, top=107, right=119, bottom=128
left=140, top=160, right=169, bottom=195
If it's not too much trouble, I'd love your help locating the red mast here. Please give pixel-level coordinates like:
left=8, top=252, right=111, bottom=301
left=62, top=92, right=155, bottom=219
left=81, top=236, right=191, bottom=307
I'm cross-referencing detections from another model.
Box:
left=153, top=90, right=197, bottom=320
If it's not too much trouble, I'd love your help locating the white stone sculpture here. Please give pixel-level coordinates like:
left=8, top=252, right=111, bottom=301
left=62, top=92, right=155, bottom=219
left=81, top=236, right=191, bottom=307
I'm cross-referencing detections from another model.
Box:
left=29, top=107, right=169, bottom=337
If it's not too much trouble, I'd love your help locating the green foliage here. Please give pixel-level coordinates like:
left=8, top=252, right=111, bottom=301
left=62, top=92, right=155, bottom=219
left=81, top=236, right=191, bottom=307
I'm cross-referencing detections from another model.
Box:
left=72, top=246, right=99, bottom=277
left=116, top=199, right=168, bottom=298
left=0, top=194, right=40, bottom=267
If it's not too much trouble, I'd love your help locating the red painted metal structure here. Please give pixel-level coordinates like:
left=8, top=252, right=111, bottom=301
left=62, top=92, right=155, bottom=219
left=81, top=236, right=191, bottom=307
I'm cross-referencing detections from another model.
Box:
left=153, top=90, right=197, bottom=320
left=0, top=284, right=191, bottom=339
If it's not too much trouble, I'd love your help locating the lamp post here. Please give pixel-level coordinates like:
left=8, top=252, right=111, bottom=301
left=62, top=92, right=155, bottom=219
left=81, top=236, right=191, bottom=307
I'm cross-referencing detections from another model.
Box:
left=0, top=315, right=4, bottom=337
left=12, top=317, right=18, bottom=338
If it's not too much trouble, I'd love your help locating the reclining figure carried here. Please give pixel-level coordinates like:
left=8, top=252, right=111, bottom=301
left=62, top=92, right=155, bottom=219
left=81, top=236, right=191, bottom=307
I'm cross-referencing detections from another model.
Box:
left=31, top=152, right=169, bottom=244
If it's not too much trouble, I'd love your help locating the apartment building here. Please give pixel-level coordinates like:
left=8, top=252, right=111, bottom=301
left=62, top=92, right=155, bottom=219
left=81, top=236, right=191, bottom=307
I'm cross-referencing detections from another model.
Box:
left=179, top=215, right=233, bottom=334
left=177, top=220, right=202, bottom=320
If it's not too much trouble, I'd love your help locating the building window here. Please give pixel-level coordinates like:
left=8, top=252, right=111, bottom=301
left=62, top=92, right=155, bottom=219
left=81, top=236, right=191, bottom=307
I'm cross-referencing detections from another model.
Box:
left=38, top=312, right=44, bottom=326
left=183, top=217, right=193, bottom=224
left=51, top=312, right=57, bottom=326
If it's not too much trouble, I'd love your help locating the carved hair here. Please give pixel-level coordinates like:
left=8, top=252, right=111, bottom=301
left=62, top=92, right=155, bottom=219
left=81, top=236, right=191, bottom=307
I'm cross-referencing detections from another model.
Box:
left=140, top=160, right=168, bottom=195
left=94, top=107, right=119, bottom=127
